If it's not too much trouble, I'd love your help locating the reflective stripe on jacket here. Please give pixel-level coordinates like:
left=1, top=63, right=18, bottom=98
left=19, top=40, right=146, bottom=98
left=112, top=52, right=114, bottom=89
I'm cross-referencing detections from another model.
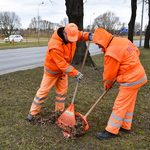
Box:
left=120, top=75, right=147, bottom=87
left=44, top=30, right=89, bottom=77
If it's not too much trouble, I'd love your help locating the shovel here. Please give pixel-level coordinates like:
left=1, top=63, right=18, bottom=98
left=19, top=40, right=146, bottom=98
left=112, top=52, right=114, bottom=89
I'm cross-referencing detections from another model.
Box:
left=75, top=89, right=109, bottom=132
left=61, top=89, right=110, bottom=138
left=75, top=81, right=116, bottom=135
left=57, top=42, right=91, bottom=131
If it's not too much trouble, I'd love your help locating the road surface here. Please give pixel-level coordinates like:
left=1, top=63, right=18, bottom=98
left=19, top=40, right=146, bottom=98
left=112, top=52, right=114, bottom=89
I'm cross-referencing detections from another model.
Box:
left=0, top=44, right=100, bottom=75
left=0, top=40, right=144, bottom=75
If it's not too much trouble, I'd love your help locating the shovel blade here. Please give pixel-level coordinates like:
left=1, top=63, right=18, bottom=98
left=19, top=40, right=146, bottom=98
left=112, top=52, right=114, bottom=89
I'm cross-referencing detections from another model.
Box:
left=75, top=112, right=89, bottom=131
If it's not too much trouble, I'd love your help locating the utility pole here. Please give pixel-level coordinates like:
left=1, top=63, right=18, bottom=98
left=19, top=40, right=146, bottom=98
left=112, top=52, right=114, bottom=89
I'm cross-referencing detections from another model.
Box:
left=139, top=0, right=144, bottom=47
left=37, top=1, right=44, bottom=45
left=90, top=12, right=95, bottom=31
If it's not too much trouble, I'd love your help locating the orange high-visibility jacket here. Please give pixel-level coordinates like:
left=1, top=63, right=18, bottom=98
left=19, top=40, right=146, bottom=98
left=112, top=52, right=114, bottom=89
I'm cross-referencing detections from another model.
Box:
left=93, top=28, right=147, bottom=88
left=44, top=30, right=89, bottom=77
left=104, top=37, right=147, bottom=88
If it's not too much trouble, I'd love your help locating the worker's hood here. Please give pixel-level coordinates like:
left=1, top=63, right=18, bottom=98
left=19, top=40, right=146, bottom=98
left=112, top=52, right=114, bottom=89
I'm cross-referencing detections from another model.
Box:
left=93, top=28, right=113, bottom=49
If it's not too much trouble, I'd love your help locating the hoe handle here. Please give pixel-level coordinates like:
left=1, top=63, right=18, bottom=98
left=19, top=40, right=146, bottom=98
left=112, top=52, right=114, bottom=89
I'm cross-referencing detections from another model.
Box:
left=71, top=42, right=90, bottom=104
left=80, top=41, right=90, bottom=72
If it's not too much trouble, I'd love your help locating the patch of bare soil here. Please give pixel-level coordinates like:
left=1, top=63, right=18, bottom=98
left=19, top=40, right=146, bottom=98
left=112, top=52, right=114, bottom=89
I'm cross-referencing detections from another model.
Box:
left=31, top=110, right=86, bottom=138
left=31, top=111, right=62, bottom=125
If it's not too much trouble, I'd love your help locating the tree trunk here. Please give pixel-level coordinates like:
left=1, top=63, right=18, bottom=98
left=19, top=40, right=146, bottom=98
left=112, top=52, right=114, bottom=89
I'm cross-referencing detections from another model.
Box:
left=128, top=0, right=137, bottom=42
left=144, top=0, right=150, bottom=48
left=65, top=0, right=97, bottom=68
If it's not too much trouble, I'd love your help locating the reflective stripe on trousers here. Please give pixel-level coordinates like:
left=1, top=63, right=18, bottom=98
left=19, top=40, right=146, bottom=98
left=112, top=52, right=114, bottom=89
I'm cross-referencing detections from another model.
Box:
left=29, top=73, right=68, bottom=115
left=33, top=96, right=47, bottom=106
left=105, top=86, right=138, bottom=134
left=55, top=93, right=66, bottom=111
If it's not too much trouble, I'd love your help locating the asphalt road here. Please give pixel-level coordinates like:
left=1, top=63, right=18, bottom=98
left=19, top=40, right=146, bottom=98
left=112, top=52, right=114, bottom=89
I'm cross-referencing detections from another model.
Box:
left=0, top=40, right=144, bottom=75
left=0, top=44, right=100, bottom=75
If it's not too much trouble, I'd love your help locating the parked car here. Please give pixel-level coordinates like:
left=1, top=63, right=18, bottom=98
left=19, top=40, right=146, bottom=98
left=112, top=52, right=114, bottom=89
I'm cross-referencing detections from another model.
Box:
left=4, top=35, right=23, bottom=42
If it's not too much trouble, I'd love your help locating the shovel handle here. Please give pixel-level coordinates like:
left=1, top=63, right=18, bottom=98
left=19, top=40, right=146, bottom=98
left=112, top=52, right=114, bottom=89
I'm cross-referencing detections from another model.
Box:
left=84, top=90, right=108, bottom=118
left=71, top=42, right=91, bottom=104
left=85, top=81, right=116, bottom=117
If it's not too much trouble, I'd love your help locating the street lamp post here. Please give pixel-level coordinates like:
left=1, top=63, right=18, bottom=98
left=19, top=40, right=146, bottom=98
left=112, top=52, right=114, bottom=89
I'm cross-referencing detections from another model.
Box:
left=90, top=13, right=95, bottom=31
left=37, top=1, right=44, bottom=45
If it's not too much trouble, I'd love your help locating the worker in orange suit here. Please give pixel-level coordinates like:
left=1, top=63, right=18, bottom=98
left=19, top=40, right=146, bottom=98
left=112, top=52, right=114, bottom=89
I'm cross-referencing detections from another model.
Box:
left=93, top=28, right=147, bottom=140
left=27, top=23, right=92, bottom=121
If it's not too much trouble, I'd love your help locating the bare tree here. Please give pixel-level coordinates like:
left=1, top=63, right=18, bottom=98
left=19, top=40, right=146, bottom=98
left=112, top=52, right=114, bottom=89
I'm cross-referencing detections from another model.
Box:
left=0, top=11, right=21, bottom=37
left=29, top=17, right=54, bottom=32
left=65, top=0, right=97, bottom=68
left=128, top=0, right=137, bottom=42
left=29, top=17, right=37, bottom=32
left=93, top=11, right=121, bottom=32
left=144, top=0, right=150, bottom=48
left=60, top=18, right=68, bottom=26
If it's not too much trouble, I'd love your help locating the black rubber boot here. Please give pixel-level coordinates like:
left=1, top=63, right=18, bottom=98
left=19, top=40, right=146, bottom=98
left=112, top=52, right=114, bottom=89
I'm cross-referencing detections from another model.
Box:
left=27, top=114, right=34, bottom=122
left=96, top=130, right=117, bottom=140
left=120, top=127, right=131, bottom=134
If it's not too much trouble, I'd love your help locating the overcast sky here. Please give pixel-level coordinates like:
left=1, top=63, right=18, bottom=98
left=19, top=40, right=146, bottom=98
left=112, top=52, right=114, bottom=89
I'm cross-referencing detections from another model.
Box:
left=0, top=0, right=148, bottom=29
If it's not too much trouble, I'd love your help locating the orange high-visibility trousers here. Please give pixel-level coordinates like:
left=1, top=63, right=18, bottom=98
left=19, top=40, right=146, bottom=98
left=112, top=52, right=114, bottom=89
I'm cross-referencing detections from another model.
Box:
left=29, top=73, right=68, bottom=116
left=105, top=86, right=139, bottom=134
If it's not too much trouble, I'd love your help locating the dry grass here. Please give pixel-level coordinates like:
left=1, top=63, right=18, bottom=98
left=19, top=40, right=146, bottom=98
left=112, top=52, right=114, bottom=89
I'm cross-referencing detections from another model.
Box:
left=0, top=48, right=150, bottom=149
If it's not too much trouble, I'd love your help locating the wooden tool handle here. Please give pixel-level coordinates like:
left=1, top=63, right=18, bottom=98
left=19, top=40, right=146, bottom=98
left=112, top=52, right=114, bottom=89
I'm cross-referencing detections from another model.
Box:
left=71, top=42, right=90, bottom=104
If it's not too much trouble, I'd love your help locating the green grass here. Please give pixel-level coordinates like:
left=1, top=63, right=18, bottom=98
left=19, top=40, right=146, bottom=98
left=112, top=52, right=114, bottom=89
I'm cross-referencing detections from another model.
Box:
left=0, top=48, right=150, bottom=149
left=0, top=41, right=48, bottom=50
left=0, top=35, right=143, bottom=50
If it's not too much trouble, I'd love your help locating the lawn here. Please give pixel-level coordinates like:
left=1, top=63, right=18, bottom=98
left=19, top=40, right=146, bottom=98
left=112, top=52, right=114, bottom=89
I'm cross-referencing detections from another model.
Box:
left=0, top=41, right=48, bottom=50
left=0, top=37, right=51, bottom=50
left=0, top=36, right=143, bottom=50
left=0, top=48, right=150, bottom=150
